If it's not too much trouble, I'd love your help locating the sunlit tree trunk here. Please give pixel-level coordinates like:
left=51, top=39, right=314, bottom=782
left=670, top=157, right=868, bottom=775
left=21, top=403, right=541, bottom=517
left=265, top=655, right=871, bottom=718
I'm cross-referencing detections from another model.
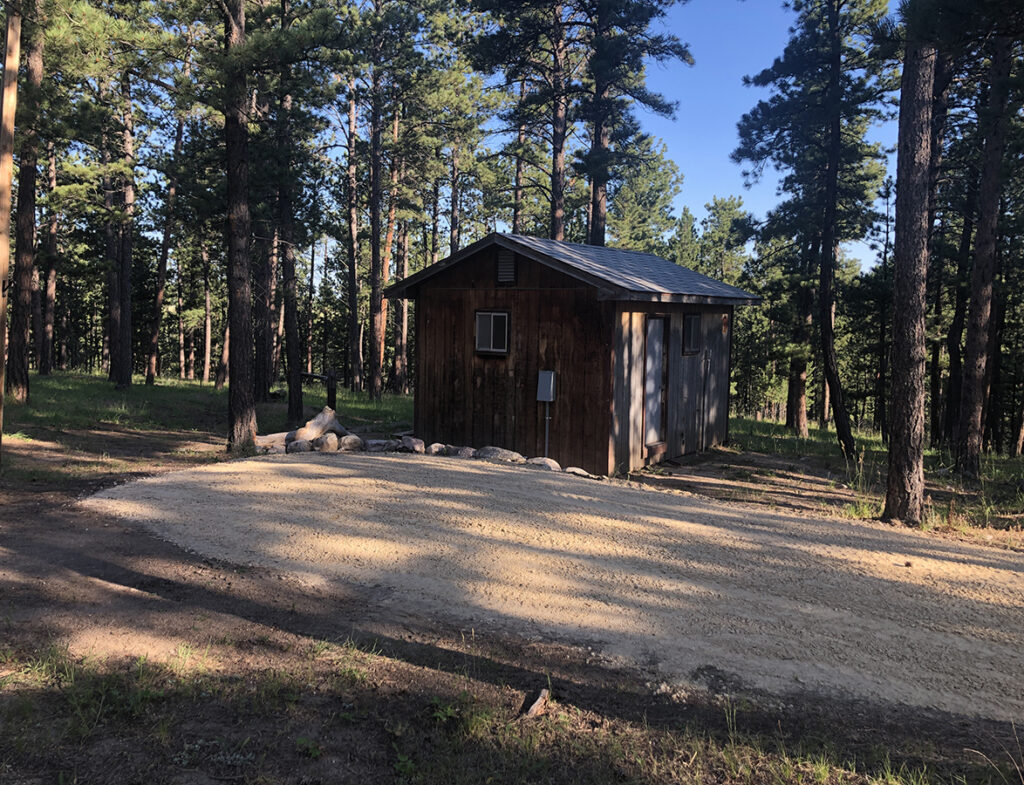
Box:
left=345, top=83, right=362, bottom=392
left=884, top=31, right=935, bottom=525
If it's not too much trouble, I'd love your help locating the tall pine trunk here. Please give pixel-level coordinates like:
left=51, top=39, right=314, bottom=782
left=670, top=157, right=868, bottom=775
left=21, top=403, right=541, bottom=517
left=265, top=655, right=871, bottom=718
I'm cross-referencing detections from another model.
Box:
left=276, top=55, right=303, bottom=424
left=202, top=246, right=211, bottom=383
left=512, top=83, right=526, bottom=234
left=449, top=140, right=460, bottom=253
left=39, top=140, right=57, bottom=375
left=883, top=33, right=934, bottom=525
left=113, top=76, right=135, bottom=390
left=7, top=7, right=41, bottom=403
left=345, top=84, right=362, bottom=392
left=942, top=180, right=976, bottom=444
left=368, top=58, right=385, bottom=400
left=0, top=8, right=21, bottom=464
left=957, top=35, right=1012, bottom=476
left=223, top=0, right=256, bottom=450
left=549, top=3, right=567, bottom=242
left=817, top=0, right=855, bottom=460
left=391, top=222, right=408, bottom=394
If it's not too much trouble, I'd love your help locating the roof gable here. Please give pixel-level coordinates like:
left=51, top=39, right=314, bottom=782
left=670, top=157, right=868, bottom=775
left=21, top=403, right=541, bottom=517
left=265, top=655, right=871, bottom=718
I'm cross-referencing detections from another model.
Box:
left=385, top=233, right=761, bottom=305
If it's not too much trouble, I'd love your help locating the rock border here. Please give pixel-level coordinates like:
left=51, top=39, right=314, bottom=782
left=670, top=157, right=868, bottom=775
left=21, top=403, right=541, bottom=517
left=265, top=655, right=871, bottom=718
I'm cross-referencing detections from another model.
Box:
left=254, top=407, right=601, bottom=479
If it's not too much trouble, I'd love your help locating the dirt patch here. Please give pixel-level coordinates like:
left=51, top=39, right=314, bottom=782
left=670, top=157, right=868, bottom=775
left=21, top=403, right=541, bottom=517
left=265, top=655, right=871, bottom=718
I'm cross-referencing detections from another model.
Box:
left=82, top=452, right=1024, bottom=722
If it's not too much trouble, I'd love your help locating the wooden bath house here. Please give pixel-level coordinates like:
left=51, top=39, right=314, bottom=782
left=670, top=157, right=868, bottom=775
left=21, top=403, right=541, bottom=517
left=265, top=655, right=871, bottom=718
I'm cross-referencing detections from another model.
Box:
left=384, top=233, right=760, bottom=476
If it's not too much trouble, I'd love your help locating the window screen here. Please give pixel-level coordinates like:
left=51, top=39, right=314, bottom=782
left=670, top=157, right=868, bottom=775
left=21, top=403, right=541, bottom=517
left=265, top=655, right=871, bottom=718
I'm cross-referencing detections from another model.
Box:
left=476, top=311, right=509, bottom=354
left=683, top=313, right=701, bottom=354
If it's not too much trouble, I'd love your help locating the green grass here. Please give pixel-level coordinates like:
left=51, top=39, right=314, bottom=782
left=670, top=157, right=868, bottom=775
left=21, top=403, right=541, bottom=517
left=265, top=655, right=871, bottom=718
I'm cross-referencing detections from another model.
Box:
left=4, top=371, right=413, bottom=439
left=729, top=417, right=1024, bottom=532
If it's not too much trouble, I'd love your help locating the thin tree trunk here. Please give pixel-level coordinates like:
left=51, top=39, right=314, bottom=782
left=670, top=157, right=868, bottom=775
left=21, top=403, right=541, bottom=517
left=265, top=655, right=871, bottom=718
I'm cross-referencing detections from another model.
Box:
left=306, top=238, right=314, bottom=375
left=39, top=139, right=57, bottom=375
left=926, top=53, right=951, bottom=444
left=587, top=4, right=611, bottom=247
left=391, top=221, right=408, bottom=394
left=942, top=181, right=976, bottom=444
left=512, top=83, right=526, bottom=235
left=215, top=322, right=229, bottom=389
left=549, top=3, right=567, bottom=242
left=430, top=171, right=440, bottom=264
left=224, top=0, right=257, bottom=450
left=957, top=35, right=1012, bottom=477
left=7, top=8, right=40, bottom=403
left=368, top=50, right=385, bottom=400
left=817, top=1, right=855, bottom=460
left=146, top=117, right=184, bottom=384
left=202, top=246, right=211, bottom=383
left=114, top=75, right=135, bottom=390
left=883, top=34, right=934, bottom=525
left=0, top=8, right=22, bottom=463
left=277, top=81, right=303, bottom=424
left=346, top=82, right=362, bottom=392
left=786, top=357, right=809, bottom=438
left=449, top=140, right=460, bottom=254
left=176, top=259, right=186, bottom=379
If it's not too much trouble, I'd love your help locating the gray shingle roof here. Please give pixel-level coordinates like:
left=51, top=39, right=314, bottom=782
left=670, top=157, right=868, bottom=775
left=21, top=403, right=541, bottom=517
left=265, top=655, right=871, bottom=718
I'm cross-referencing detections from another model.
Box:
left=385, top=232, right=761, bottom=305
left=502, top=234, right=760, bottom=303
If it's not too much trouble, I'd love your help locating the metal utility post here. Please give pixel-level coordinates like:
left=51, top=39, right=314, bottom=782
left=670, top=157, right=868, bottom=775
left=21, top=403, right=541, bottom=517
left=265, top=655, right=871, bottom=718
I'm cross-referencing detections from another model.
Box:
left=537, top=370, right=556, bottom=457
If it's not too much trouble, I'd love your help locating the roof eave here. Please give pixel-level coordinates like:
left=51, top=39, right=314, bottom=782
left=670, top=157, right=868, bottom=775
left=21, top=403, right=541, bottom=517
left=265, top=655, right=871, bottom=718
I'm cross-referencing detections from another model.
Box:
left=602, top=291, right=763, bottom=306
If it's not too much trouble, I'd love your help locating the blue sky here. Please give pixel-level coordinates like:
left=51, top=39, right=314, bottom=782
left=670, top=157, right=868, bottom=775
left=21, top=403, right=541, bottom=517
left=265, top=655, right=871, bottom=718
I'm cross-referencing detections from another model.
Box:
left=639, top=0, right=898, bottom=263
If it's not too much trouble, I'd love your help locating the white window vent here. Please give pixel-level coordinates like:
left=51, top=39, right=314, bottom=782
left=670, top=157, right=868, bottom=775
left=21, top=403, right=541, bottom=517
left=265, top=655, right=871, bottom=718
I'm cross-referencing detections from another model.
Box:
left=497, top=249, right=516, bottom=284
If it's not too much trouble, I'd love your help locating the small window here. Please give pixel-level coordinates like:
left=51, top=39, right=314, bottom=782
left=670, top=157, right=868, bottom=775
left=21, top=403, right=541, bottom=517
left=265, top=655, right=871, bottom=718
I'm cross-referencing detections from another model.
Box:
left=476, top=311, right=509, bottom=354
left=497, top=249, right=516, bottom=284
left=683, top=313, right=701, bottom=355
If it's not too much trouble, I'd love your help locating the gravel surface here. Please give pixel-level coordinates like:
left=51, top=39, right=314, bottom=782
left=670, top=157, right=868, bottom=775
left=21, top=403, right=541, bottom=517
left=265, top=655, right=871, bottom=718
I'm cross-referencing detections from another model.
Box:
left=82, top=452, right=1024, bottom=721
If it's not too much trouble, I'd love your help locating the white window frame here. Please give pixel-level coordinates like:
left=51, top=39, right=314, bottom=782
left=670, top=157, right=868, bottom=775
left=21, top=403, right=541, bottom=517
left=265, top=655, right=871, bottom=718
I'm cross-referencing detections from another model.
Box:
left=476, top=311, right=509, bottom=355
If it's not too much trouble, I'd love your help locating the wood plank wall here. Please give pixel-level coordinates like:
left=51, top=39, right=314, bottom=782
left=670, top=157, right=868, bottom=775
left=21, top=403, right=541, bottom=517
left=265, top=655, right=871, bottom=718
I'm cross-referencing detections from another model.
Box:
left=413, top=248, right=615, bottom=475
left=610, top=304, right=734, bottom=472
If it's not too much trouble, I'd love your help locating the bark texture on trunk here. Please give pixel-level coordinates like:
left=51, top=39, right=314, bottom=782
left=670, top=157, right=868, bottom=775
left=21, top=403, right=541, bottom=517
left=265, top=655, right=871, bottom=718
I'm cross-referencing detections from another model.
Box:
left=0, top=9, right=21, bottom=462
left=957, top=35, right=1012, bottom=476
left=277, top=85, right=303, bottom=425
left=817, top=1, right=855, bottom=460
left=549, top=3, right=566, bottom=242
left=942, top=181, right=975, bottom=444
left=368, top=59, right=384, bottom=400
left=7, top=9, right=41, bottom=403
left=202, top=247, right=211, bottom=383
left=345, top=85, right=362, bottom=392
left=113, top=76, right=135, bottom=390
left=39, top=140, right=57, bottom=375
left=883, top=37, right=935, bottom=525
left=224, top=0, right=256, bottom=450
left=391, top=222, right=408, bottom=394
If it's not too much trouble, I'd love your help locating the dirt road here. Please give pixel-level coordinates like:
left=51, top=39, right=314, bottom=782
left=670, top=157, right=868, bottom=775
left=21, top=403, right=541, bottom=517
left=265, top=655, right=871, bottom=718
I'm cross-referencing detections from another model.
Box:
left=83, top=452, right=1024, bottom=721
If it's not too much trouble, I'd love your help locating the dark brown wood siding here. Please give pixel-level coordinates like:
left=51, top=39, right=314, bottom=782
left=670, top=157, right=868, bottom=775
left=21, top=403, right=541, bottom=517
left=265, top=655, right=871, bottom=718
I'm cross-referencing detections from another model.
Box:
left=413, top=247, right=615, bottom=475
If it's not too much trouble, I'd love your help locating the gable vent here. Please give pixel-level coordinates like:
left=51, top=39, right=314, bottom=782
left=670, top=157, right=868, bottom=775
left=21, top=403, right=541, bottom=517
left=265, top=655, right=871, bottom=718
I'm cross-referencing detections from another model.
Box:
left=497, top=249, right=516, bottom=284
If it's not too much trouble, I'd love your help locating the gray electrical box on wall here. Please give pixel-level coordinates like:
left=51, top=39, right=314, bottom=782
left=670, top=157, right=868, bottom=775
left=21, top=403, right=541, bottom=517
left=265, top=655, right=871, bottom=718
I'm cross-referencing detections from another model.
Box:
left=537, top=370, right=556, bottom=402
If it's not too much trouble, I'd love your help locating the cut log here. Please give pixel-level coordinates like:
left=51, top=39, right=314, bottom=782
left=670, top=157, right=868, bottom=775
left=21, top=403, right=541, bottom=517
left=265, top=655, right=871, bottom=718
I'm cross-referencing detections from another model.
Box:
left=287, top=406, right=349, bottom=443
left=255, top=431, right=288, bottom=449
left=339, top=434, right=365, bottom=451
left=523, top=688, right=550, bottom=718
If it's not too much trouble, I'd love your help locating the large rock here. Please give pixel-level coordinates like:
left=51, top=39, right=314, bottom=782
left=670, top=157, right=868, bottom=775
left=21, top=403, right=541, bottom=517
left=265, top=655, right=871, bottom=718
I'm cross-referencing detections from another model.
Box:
left=564, top=466, right=599, bottom=480
left=312, top=433, right=339, bottom=452
left=526, top=456, right=561, bottom=472
left=339, top=434, right=365, bottom=452
left=446, top=445, right=476, bottom=459
left=475, top=446, right=526, bottom=464
left=400, top=436, right=426, bottom=454
left=286, top=439, right=313, bottom=454
left=288, top=406, right=349, bottom=444
left=426, top=442, right=446, bottom=456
